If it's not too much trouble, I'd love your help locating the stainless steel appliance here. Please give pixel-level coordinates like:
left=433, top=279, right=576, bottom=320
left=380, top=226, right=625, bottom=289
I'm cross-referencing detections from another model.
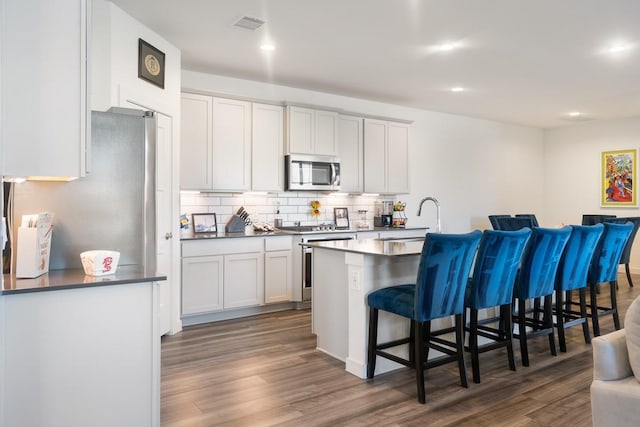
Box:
left=9, top=108, right=156, bottom=272
left=285, top=154, right=340, bottom=191
left=282, top=226, right=355, bottom=302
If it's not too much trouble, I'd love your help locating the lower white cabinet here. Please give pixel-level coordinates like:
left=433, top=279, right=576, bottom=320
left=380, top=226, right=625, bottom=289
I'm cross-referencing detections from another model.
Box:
left=223, top=253, right=264, bottom=309
left=181, top=236, right=293, bottom=318
left=265, top=250, right=293, bottom=303
left=182, top=255, right=224, bottom=315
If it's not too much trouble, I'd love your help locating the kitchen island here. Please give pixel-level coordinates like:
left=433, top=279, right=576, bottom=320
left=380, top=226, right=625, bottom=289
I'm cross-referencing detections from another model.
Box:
left=308, top=238, right=451, bottom=379
left=0, top=266, right=166, bottom=427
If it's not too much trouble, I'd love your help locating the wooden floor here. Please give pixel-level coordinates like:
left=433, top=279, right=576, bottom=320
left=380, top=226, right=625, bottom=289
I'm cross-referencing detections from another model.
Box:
left=161, top=278, right=640, bottom=426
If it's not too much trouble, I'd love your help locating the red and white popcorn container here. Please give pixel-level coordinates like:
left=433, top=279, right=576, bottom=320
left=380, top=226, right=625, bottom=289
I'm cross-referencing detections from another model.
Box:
left=80, top=250, right=120, bottom=276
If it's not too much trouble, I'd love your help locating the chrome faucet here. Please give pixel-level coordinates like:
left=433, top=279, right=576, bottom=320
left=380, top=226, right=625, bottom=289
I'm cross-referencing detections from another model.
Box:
left=417, top=197, right=441, bottom=233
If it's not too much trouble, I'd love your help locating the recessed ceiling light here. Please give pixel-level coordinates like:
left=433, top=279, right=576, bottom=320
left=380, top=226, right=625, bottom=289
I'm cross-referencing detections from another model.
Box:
left=608, top=43, right=629, bottom=53
left=438, top=42, right=458, bottom=52
left=450, top=87, right=465, bottom=92
left=568, top=111, right=581, bottom=117
left=260, top=43, right=275, bottom=51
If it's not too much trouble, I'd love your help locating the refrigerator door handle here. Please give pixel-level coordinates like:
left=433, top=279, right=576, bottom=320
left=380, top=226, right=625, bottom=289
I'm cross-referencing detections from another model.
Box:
left=164, top=232, right=173, bottom=240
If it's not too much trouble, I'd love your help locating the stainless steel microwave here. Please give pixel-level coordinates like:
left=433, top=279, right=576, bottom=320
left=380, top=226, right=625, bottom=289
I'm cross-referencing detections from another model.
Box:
left=285, top=154, right=341, bottom=191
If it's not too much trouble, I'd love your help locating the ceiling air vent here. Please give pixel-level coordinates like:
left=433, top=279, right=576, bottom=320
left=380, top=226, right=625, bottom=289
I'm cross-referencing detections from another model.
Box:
left=233, top=16, right=265, bottom=31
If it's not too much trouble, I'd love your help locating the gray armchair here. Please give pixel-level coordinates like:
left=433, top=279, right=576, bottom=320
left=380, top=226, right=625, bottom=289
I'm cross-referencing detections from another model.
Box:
left=591, top=296, right=640, bottom=426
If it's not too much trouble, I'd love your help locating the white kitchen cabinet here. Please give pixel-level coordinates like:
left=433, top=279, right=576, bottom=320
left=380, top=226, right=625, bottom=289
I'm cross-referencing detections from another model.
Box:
left=223, top=252, right=264, bottom=309
left=180, top=93, right=212, bottom=189
left=179, top=94, right=251, bottom=191
left=265, top=251, right=292, bottom=303
left=286, top=106, right=339, bottom=156
left=1, top=0, right=89, bottom=178
left=181, top=255, right=224, bottom=315
left=338, top=115, right=364, bottom=193
left=363, top=118, right=410, bottom=194
left=252, top=103, right=284, bottom=191
left=212, top=98, right=252, bottom=191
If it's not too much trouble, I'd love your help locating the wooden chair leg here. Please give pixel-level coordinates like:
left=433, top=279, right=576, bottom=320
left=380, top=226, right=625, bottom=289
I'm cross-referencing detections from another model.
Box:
left=590, top=284, right=601, bottom=337
left=454, top=314, right=468, bottom=388
left=544, top=295, right=557, bottom=356
left=366, top=308, right=378, bottom=379
left=409, top=319, right=415, bottom=364
left=518, top=298, right=529, bottom=367
left=502, top=303, right=516, bottom=372
left=579, top=287, right=591, bottom=344
left=626, top=263, right=634, bottom=288
left=414, top=320, right=426, bottom=404
left=556, top=290, right=567, bottom=353
left=469, top=309, right=480, bottom=383
left=611, top=281, right=621, bottom=330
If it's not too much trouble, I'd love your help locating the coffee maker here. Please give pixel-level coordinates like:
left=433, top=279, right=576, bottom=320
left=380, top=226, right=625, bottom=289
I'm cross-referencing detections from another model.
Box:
left=374, top=201, right=394, bottom=227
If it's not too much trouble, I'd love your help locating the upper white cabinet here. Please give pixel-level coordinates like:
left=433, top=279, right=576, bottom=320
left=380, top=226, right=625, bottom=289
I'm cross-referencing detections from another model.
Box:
left=252, top=103, right=284, bottom=192
left=181, top=93, right=213, bottom=189
left=1, top=0, right=89, bottom=178
left=180, top=93, right=283, bottom=192
left=338, top=115, right=364, bottom=193
left=286, top=106, right=339, bottom=156
left=363, top=118, right=409, bottom=194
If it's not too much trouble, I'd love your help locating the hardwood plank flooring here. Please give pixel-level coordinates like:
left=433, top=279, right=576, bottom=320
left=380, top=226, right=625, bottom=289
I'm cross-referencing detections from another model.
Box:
left=162, top=279, right=640, bottom=426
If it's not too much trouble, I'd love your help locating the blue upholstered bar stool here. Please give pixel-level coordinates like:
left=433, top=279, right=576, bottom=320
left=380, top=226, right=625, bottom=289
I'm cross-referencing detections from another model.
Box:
left=489, top=215, right=512, bottom=230
left=588, top=221, right=633, bottom=336
left=604, top=217, right=640, bottom=288
left=553, top=224, right=604, bottom=352
left=495, top=217, right=534, bottom=232
left=464, top=228, right=531, bottom=383
left=512, top=226, right=571, bottom=367
left=366, top=230, right=482, bottom=404
left=515, top=214, right=539, bottom=227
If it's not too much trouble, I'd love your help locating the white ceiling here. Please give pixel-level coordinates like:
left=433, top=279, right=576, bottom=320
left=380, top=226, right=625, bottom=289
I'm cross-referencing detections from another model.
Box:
left=110, top=0, right=640, bottom=129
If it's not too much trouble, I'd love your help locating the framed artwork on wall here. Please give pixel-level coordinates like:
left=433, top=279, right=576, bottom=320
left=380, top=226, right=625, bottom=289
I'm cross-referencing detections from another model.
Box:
left=138, top=38, right=165, bottom=89
left=602, top=149, right=637, bottom=207
left=334, top=207, right=349, bottom=229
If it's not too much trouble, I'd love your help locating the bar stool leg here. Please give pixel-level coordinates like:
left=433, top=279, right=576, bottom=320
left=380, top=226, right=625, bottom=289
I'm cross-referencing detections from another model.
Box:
left=366, top=307, right=378, bottom=379
left=556, top=290, right=567, bottom=353
left=579, top=287, right=591, bottom=344
left=414, top=320, right=426, bottom=404
left=590, top=284, right=601, bottom=337
left=544, top=295, right=557, bottom=356
left=469, top=309, right=480, bottom=383
left=611, top=281, right=621, bottom=330
left=625, top=264, right=634, bottom=288
left=455, top=313, right=468, bottom=388
left=518, top=298, right=530, bottom=367
left=502, top=303, right=516, bottom=372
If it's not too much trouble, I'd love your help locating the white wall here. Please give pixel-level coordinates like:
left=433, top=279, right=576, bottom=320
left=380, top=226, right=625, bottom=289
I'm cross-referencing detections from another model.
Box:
left=544, top=116, right=640, bottom=273
left=182, top=70, right=546, bottom=232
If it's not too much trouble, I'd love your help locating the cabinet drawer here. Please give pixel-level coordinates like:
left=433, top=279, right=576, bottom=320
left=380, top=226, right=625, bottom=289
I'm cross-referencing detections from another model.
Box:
left=182, top=238, right=263, bottom=257
left=265, top=236, right=293, bottom=251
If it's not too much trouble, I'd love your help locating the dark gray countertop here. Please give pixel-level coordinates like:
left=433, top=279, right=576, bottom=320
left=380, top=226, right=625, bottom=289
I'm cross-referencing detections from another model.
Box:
left=180, top=226, right=428, bottom=240
left=1, top=265, right=166, bottom=295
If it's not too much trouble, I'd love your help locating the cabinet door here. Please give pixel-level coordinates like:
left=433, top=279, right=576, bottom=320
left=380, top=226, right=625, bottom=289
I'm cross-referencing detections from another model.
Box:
left=180, top=93, right=213, bottom=190
left=286, top=106, right=315, bottom=154
left=252, top=103, right=284, bottom=191
left=265, top=250, right=293, bottom=303
left=3, top=0, right=88, bottom=178
left=338, top=115, right=364, bottom=193
left=363, top=118, right=388, bottom=193
left=387, top=122, right=410, bottom=194
left=182, top=255, right=224, bottom=315
left=224, top=253, right=264, bottom=309
left=212, top=98, right=251, bottom=191
left=315, top=110, right=339, bottom=156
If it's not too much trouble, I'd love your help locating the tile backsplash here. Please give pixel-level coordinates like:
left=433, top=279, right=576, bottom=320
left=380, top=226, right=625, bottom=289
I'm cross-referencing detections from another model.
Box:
left=180, top=191, right=397, bottom=231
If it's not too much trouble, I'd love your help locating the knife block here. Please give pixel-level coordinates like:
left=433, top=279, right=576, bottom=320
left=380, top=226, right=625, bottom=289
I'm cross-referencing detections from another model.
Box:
left=225, top=215, right=246, bottom=233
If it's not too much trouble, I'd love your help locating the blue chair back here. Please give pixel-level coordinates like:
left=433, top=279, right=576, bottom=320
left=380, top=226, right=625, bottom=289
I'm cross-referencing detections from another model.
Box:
left=414, top=230, right=482, bottom=322
left=515, top=214, right=539, bottom=227
left=555, top=224, right=604, bottom=292
left=466, top=228, right=531, bottom=310
left=581, top=214, right=616, bottom=225
left=588, top=222, right=634, bottom=284
left=489, top=215, right=512, bottom=230
left=514, top=226, right=571, bottom=300
left=604, top=217, right=640, bottom=264
left=496, top=217, right=534, bottom=231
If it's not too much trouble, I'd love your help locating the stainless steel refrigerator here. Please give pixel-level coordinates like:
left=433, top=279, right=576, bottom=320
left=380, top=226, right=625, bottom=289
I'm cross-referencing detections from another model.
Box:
left=9, top=108, right=156, bottom=273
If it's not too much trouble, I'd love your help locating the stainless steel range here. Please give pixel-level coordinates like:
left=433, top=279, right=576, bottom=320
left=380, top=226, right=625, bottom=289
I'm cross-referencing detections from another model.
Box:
left=279, top=226, right=356, bottom=304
